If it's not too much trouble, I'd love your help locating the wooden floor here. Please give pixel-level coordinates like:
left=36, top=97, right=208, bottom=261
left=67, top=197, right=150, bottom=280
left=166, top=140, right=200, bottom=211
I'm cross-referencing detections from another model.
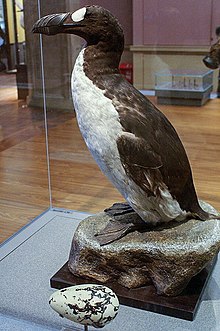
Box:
left=0, top=72, right=220, bottom=244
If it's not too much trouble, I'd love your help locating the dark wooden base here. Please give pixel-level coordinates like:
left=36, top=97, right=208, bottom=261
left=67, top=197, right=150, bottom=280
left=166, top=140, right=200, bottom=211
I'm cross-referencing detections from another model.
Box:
left=50, top=257, right=217, bottom=321
left=156, top=96, right=210, bottom=106
left=155, top=86, right=212, bottom=106
left=16, top=64, right=28, bottom=100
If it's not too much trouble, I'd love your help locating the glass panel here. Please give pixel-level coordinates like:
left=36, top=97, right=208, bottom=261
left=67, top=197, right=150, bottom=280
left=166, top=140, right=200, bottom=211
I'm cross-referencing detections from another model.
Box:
left=155, top=69, right=213, bottom=91
left=36, top=0, right=220, bottom=217
left=0, top=0, right=50, bottom=244
left=36, top=0, right=125, bottom=213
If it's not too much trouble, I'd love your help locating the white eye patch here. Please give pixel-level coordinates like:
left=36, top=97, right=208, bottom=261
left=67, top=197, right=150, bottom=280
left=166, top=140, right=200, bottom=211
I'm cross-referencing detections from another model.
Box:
left=71, top=7, right=86, bottom=22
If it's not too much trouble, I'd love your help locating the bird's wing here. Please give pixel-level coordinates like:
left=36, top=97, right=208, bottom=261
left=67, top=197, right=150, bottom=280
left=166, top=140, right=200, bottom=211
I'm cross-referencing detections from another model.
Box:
left=97, top=74, right=199, bottom=210
left=117, top=103, right=192, bottom=201
left=117, top=132, right=166, bottom=197
left=112, top=76, right=192, bottom=200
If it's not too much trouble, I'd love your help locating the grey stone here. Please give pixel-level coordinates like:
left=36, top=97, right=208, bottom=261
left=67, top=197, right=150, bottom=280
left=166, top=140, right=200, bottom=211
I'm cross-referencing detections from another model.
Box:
left=68, top=201, right=220, bottom=296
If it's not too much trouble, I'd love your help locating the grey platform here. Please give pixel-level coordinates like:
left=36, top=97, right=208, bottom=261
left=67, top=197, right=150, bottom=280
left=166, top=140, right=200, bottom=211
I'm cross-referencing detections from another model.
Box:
left=155, top=86, right=212, bottom=106
left=1, top=208, right=220, bottom=331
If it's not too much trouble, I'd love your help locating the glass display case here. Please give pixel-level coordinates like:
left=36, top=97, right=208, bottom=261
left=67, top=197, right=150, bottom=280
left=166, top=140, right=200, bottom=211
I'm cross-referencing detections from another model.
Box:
left=155, top=69, right=213, bottom=105
left=1, top=1, right=220, bottom=331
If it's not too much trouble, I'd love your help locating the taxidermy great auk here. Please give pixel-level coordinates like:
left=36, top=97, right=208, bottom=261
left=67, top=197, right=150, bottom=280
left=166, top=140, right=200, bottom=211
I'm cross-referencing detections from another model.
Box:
left=33, top=6, right=219, bottom=244
left=203, top=38, right=220, bottom=70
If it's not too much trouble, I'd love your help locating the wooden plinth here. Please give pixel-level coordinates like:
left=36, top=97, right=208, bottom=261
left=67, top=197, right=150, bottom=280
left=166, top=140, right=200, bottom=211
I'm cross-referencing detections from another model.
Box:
left=50, top=258, right=216, bottom=321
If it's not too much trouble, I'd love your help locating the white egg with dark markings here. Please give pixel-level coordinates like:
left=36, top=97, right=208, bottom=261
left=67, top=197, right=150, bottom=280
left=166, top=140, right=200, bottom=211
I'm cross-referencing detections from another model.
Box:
left=49, top=284, right=119, bottom=328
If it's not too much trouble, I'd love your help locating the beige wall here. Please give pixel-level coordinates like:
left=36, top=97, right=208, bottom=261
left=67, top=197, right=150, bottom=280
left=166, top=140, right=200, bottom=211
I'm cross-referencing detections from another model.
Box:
left=131, top=46, right=218, bottom=91
left=131, top=0, right=220, bottom=92
left=7, top=0, right=25, bottom=43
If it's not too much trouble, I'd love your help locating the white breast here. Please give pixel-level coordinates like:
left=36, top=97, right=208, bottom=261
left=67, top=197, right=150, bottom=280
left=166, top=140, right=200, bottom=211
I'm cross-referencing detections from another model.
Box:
left=71, top=49, right=187, bottom=224
left=71, top=49, right=128, bottom=193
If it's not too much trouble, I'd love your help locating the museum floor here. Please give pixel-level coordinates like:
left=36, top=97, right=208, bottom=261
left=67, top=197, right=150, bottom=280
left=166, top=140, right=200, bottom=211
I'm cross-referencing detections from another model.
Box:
left=0, top=71, right=220, bottom=245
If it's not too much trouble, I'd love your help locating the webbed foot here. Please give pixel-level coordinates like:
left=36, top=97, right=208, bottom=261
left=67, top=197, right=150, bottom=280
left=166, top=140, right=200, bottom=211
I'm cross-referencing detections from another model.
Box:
left=95, top=202, right=146, bottom=246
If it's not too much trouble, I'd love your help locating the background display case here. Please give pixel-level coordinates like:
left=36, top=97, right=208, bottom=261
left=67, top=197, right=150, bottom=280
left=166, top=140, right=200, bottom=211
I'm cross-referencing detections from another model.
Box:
left=155, top=69, right=214, bottom=105
left=1, top=1, right=220, bottom=330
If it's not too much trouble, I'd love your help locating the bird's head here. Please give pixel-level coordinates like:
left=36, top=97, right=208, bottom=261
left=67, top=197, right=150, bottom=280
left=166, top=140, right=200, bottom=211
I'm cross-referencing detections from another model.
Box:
left=203, top=39, right=220, bottom=69
left=32, top=6, right=124, bottom=52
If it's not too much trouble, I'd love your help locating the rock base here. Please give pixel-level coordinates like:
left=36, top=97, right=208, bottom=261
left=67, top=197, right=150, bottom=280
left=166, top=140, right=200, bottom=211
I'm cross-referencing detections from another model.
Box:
left=68, top=201, right=220, bottom=296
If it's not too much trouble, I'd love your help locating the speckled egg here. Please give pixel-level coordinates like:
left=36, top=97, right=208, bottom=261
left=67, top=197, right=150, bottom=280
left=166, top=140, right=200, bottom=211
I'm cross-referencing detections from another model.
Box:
left=49, top=284, right=119, bottom=328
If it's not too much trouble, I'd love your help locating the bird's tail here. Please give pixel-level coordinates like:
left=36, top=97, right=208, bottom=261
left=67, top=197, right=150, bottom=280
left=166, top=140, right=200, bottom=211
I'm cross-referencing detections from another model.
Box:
left=191, top=205, right=219, bottom=221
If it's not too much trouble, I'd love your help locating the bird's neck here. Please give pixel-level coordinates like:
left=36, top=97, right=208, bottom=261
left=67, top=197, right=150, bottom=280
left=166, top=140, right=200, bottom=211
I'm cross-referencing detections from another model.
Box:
left=83, top=42, right=123, bottom=80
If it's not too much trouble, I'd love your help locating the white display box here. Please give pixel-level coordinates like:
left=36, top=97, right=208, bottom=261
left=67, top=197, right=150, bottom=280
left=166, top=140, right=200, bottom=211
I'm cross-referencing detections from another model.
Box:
left=155, top=69, right=213, bottom=106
